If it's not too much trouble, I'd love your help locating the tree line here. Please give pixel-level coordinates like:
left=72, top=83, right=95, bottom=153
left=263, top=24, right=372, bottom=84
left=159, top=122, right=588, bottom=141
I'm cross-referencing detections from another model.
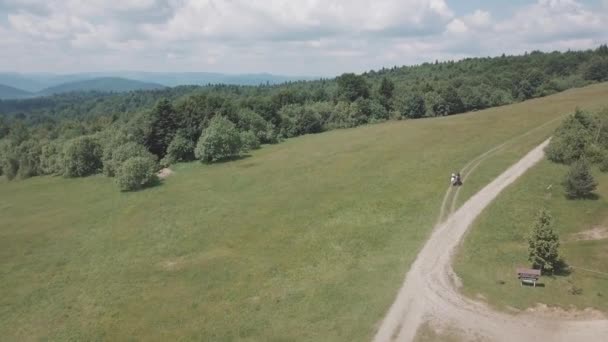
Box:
left=1, top=45, right=608, bottom=191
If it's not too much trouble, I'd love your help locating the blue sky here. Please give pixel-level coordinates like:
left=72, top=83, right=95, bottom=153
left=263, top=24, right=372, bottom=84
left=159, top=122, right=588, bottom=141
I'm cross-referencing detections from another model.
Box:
left=0, top=0, right=606, bottom=76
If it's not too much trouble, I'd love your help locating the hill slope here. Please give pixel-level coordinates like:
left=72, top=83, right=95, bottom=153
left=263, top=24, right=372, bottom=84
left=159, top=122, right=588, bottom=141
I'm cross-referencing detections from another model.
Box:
left=2, top=83, right=608, bottom=341
left=37, top=77, right=167, bottom=95
left=0, top=84, right=31, bottom=100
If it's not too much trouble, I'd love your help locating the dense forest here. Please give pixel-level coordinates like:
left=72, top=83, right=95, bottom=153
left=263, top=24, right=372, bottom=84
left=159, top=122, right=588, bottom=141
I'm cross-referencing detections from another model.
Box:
left=1, top=46, right=608, bottom=191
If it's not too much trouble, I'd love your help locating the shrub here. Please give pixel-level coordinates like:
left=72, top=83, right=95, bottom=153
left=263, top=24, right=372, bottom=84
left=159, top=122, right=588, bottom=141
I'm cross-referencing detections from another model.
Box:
left=563, top=159, right=597, bottom=199
left=103, top=142, right=154, bottom=177
left=235, top=109, right=272, bottom=143
left=545, top=117, right=590, bottom=164
left=0, top=147, right=19, bottom=180
left=240, top=131, right=261, bottom=152
left=40, top=141, right=64, bottom=175
left=583, top=58, right=608, bottom=82
left=115, top=156, right=158, bottom=191
left=195, top=116, right=242, bottom=163
left=17, top=140, right=42, bottom=179
left=161, top=133, right=195, bottom=166
left=63, top=136, right=103, bottom=177
left=395, top=93, right=426, bottom=119
left=279, top=104, right=324, bottom=137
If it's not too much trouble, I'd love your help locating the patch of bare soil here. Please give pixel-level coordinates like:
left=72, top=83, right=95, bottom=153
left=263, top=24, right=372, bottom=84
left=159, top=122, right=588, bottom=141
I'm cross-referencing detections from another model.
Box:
left=157, top=167, right=174, bottom=179
left=569, top=226, right=608, bottom=241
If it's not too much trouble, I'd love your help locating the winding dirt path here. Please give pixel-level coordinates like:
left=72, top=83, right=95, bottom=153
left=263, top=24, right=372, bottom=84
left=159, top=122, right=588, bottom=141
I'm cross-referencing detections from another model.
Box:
left=373, top=139, right=608, bottom=342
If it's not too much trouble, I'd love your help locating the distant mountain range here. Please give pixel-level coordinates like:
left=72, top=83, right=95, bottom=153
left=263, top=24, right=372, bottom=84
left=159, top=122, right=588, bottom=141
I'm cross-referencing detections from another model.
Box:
left=0, top=84, right=31, bottom=99
left=0, top=72, right=316, bottom=100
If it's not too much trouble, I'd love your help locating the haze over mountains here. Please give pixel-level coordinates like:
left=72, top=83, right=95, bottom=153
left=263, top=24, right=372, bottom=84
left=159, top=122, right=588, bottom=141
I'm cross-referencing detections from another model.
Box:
left=0, top=72, right=316, bottom=100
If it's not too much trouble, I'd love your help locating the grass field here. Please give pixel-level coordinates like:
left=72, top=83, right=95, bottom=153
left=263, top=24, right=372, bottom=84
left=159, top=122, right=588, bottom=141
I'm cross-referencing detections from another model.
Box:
left=2, top=83, right=608, bottom=341
left=454, top=157, right=608, bottom=312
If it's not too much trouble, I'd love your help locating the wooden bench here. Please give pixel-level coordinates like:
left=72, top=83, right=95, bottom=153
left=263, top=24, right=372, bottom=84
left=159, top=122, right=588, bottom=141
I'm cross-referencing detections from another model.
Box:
left=516, top=268, right=541, bottom=287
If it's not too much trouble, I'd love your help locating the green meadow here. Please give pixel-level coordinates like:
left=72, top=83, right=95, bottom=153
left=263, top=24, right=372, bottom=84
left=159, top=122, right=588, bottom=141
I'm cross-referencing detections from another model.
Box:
left=2, top=83, right=608, bottom=341
left=455, top=159, right=608, bottom=312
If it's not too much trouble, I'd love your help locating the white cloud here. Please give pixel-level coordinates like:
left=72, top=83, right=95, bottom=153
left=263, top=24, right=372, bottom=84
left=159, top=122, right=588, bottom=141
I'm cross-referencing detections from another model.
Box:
left=0, top=0, right=606, bottom=75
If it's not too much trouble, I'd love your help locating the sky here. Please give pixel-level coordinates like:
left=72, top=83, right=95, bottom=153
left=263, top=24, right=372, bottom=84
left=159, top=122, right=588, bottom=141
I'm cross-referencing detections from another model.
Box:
left=0, top=0, right=607, bottom=76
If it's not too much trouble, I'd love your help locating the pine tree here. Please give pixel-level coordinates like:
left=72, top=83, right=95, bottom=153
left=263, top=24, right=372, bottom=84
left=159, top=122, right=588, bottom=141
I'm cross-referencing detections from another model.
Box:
left=528, top=209, right=560, bottom=273
left=378, top=77, right=395, bottom=99
left=563, top=159, right=597, bottom=198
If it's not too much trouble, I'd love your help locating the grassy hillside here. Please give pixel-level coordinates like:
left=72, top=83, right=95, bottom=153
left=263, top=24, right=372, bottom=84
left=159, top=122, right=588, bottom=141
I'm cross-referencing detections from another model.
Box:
left=38, top=77, right=166, bottom=96
left=2, top=83, right=608, bottom=341
left=0, top=84, right=31, bottom=100
left=455, top=154, right=608, bottom=312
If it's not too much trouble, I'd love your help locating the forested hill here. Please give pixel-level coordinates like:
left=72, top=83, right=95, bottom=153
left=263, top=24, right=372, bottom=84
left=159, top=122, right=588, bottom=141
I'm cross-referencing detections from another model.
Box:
left=1, top=46, right=607, bottom=190
left=0, top=84, right=31, bottom=100
left=37, top=77, right=166, bottom=96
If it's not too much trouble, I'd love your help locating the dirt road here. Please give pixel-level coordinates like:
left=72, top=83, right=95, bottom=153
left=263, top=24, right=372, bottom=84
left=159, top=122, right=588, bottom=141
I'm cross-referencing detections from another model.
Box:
left=373, top=139, right=608, bottom=341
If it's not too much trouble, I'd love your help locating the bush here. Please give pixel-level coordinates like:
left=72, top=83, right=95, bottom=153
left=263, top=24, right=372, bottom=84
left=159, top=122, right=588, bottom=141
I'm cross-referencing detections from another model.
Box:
left=240, top=131, right=261, bottom=152
left=279, top=104, right=324, bottom=137
left=16, top=140, right=42, bottom=179
left=195, top=116, right=242, bottom=163
left=0, top=144, right=19, bottom=180
left=583, top=58, right=608, bottom=82
left=40, top=141, right=64, bottom=175
left=115, top=156, right=158, bottom=191
left=63, top=136, right=103, bottom=177
left=563, top=159, right=597, bottom=199
left=161, top=133, right=195, bottom=166
left=545, top=115, right=591, bottom=164
left=235, top=109, right=273, bottom=143
left=395, top=93, right=426, bottom=119
left=103, top=142, right=154, bottom=177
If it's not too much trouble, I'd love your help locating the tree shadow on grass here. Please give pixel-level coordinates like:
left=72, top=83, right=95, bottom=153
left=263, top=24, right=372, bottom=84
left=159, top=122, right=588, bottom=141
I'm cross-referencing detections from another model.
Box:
left=209, top=154, right=252, bottom=164
left=120, top=178, right=164, bottom=193
left=566, top=193, right=600, bottom=201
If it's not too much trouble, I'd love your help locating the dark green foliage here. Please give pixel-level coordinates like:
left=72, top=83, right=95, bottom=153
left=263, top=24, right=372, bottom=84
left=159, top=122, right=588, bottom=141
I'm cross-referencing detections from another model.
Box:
left=583, top=58, right=608, bottom=82
left=235, top=108, right=273, bottom=143
left=0, top=117, right=8, bottom=139
left=378, top=77, right=395, bottom=99
left=39, top=141, right=64, bottom=175
left=63, top=136, right=102, bottom=177
left=16, top=140, right=42, bottom=179
left=545, top=110, right=595, bottom=164
left=279, top=104, right=324, bottom=137
left=425, top=91, right=449, bottom=116
left=336, top=73, right=370, bottom=101
left=1, top=46, right=607, bottom=188
left=240, top=131, right=261, bottom=152
left=439, top=86, right=464, bottom=115
left=145, top=99, right=179, bottom=157
left=103, top=141, right=156, bottom=177
left=528, top=209, right=561, bottom=273
left=1, top=156, right=19, bottom=180
left=195, top=116, right=242, bottom=163
left=115, top=156, right=158, bottom=191
left=395, top=93, right=426, bottom=119
left=0, top=141, right=19, bottom=180
left=161, top=133, right=195, bottom=166
left=563, top=159, right=597, bottom=199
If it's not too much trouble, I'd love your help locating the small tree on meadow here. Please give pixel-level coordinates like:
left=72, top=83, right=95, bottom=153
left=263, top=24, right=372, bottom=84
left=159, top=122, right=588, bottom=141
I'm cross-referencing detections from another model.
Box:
left=194, top=116, right=242, bottom=163
left=63, top=136, right=103, bottom=177
left=115, top=156, right=158, bottom=191
left=528, top=209, right=561, bottom=274
left=563, top=159, right=597, bottom=199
